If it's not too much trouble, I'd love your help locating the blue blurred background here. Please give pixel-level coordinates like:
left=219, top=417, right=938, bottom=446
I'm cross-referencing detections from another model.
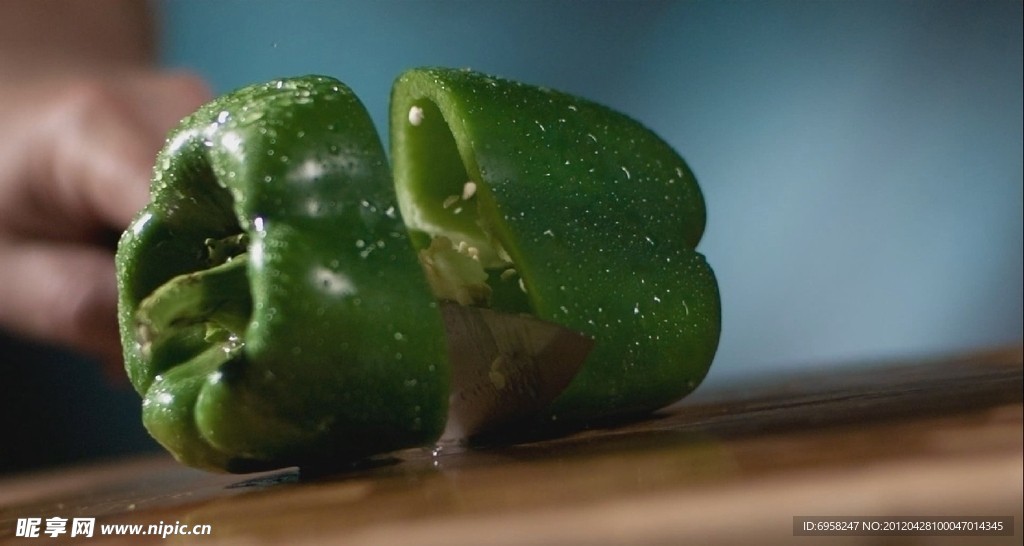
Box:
left=3, top=0, right=1020, bottom=472
left=159, top=0, right=1022, bottom=382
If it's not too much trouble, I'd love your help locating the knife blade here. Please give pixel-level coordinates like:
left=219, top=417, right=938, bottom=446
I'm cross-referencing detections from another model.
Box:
left=439, top=302, right=594, bottom=441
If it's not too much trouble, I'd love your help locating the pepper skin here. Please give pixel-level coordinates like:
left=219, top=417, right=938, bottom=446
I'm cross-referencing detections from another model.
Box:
left=391, top=68, right=720, bottom=422
left=117, top=77, right=449, bottom=471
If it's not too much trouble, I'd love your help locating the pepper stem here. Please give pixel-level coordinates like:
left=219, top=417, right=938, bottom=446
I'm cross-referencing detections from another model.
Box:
left=134, top=255, right=252, bottom=371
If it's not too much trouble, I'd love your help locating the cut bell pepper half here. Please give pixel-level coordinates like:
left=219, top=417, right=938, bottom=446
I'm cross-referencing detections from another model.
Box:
left=391, top=68, right=720, bottom=421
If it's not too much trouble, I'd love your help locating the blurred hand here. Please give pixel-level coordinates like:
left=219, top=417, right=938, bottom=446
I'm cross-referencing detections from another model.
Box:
left=0, top=72, right=210, bottom=376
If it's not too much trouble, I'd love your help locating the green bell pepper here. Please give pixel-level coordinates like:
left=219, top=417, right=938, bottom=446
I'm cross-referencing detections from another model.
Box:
left=117, top=76, right=448, bottom=472
left=117, top=68, right=720, bottom=472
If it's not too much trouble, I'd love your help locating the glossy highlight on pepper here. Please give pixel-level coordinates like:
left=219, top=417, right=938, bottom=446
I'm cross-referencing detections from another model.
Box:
left=116, top=68, right=720, bottom=472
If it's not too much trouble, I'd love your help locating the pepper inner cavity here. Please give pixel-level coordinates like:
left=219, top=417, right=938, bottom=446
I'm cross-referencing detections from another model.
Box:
left=398, top=99, right=524, bottom=311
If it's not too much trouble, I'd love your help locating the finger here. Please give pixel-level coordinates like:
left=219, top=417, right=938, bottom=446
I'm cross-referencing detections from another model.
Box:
left=35, top=74, right=211, bottom=233
left=119, top=71, right=212, bottom=140
left=0, top=240, right=125, bottom=377
left=43, top=81, right=171, bottom=230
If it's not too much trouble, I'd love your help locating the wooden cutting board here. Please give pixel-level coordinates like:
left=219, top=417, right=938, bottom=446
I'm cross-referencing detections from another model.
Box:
left=1, top=346, right=1021, bottom=545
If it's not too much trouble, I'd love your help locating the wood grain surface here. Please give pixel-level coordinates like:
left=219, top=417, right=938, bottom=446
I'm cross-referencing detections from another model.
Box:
left=1, top=346, right=1021, bottom=545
